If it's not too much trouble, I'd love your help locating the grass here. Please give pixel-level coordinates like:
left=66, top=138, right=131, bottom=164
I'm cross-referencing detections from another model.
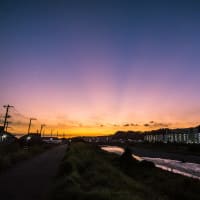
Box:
left=51, top=142, right=200, bottom=200
left=51, top=142, right=169, bottom=200
left=0, top=142, right=53, bottom=172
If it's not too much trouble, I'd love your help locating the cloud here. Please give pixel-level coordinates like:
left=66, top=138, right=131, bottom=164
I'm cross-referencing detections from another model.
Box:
left=11, top=112, right=29, bottom=120
left=130, top=123, right=139, bottom=126
left=153, top=122, right=170, bottom=127
left=144, top=121, right=170, bottom=128
left=11, top=120, right=28, bottom=126
left=113, top=124, right=119, bottom=127
left=123, top=123, right=139, bottom=127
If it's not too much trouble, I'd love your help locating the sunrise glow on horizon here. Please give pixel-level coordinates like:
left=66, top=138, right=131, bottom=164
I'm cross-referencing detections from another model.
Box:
left=1, top=1, right=200, bottom=136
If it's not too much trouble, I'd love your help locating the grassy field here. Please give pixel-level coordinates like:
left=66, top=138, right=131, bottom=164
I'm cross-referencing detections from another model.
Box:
left=50, top=142, right=200, bottom=200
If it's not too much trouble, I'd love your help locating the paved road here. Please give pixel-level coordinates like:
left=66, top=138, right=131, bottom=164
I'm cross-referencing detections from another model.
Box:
left=0, top=145, right=67, bottom=200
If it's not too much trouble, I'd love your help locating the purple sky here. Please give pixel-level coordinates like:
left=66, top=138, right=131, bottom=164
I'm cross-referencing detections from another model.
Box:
left=1, top=1, right=200, bottom=135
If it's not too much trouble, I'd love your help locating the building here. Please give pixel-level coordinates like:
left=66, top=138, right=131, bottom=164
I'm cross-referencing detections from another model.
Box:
left=144, top=126, right=200, bottom=144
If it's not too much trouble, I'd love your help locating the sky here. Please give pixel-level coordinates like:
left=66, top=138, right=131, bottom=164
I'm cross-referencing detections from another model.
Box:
left=1, top=0, right=200, bottom=136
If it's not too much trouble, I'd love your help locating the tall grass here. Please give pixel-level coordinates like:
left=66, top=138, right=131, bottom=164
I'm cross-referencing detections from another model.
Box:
left=0, top=143, right=52, bottom=172
left=51, top=142, right=164, bottom=200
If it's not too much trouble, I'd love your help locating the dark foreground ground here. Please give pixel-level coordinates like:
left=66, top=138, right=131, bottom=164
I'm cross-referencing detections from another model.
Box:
left=51, top=142, right=200, bottom=200
left=0, top=145, right=67, bottom=200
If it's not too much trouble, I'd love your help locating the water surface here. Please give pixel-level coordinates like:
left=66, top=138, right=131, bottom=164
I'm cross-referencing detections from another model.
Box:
left=101, top=146, right=200, bottom=180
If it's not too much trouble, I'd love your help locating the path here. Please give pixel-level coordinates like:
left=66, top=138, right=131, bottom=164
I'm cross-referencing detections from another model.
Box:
left=0, top=145, right=67, bottom=200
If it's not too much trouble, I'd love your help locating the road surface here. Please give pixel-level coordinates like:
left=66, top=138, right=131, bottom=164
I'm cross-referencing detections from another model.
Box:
left=0, top=145, right=67, bottom=200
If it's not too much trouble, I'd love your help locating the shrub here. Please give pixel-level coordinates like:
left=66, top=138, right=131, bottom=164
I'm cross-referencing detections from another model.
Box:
left=139, top=160, right=155, bottom=168
left=58, top=160, right=73, bottom=177
left=10, top=151, right=29, bottom=164
left=0, top=156, right=12, bottom=171
left=119, top=147, right=139, bottom=167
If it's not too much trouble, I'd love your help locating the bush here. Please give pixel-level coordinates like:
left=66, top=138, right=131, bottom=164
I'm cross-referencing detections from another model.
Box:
left=58, top=160, right=73, bottom=177
left=139, top=160, right=155, bottom=168
left=0, top=143, right=20, bottom=155
left=10, top=151, right=29, bottom=164
left=119, top=147, right=139, bottom=167
left=0, top=156, right=12, bottom=171
left=0, top=143, right=51, bottom=173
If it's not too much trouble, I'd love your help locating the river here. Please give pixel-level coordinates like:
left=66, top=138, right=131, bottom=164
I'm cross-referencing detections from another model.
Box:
left=101, top=146, right=200, bottom=180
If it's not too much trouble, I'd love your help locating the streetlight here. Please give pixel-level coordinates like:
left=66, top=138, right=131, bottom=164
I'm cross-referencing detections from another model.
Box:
left=50, top=129, right=53, bottom=137
left=40, top=124, right=46, bottom=136
left=27, top=118, right=37, bottom=135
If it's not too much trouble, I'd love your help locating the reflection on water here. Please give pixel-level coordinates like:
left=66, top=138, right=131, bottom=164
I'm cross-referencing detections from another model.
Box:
left=101, top=146, right=200, bottom=180
left=101, top=146, right=124, bottom=155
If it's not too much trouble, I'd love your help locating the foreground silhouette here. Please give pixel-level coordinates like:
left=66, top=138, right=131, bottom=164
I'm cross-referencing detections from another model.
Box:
left=0, top=145, right=67, bottom=200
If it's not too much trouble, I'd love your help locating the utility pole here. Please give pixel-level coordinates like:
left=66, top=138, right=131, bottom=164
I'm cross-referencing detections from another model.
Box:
left=3, top=104, right=14, bottom=132
left=5, top=121, right=11, bottom=132
left=39, top=124, right=45, bottom=136
left=43, top=127, right=45, bottom=137
left=27, top=118, right=37, bottom=134
left=51, top=129, right=53, bottom=137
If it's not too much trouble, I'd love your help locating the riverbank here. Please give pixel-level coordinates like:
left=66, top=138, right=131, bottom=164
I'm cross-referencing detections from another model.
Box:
left=51, top=142, right=200, bottom=200
left=129, top=143, right=200, bottom=164
left=102, top=146, right=200, bottom=180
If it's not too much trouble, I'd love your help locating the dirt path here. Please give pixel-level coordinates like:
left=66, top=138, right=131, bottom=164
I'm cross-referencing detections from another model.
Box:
left=0, top=145, right=67, bottom=200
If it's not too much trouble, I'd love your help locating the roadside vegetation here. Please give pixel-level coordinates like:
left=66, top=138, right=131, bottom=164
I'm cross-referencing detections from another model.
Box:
left=51, top=142, right=158, bottom=200
left=0, top=142, right=54, bottom=173
left=51, top=142, right=200, bottom=200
